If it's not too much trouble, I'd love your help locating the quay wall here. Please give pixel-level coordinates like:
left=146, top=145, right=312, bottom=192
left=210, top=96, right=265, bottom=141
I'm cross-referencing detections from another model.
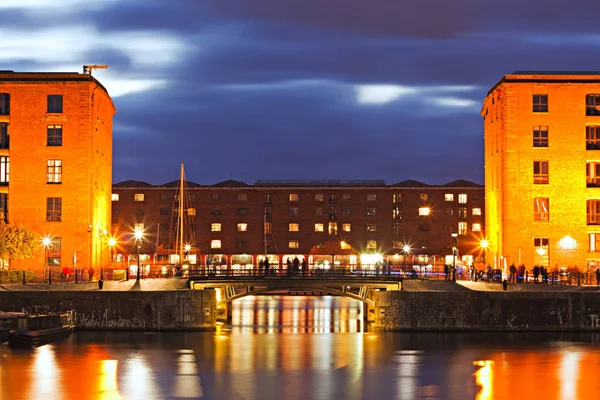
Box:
left=0, top=290, right=216, bottom=331
left=374, top=290, right=600, bottom=331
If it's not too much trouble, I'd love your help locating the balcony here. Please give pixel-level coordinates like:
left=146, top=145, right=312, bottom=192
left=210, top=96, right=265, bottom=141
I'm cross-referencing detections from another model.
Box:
left=587, top=178, right=600, bottom=187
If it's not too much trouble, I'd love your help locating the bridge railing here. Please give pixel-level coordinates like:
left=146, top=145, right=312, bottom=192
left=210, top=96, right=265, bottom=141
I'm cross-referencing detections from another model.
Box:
left=186, top=266, right=407, bottom=279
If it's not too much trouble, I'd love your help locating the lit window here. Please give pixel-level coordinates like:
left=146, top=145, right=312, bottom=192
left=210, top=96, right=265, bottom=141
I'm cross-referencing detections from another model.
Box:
left=289, top=193, right=299, bottom=202
left=472, top=223, right=481, bottom=232
left=289, top=240, right=299, bottom=249
left=211, top=223, right=221, bottom=232
left=342, top=223, right=351, bottom=232
left=289, top=223, right=299, bottom=232
left=315, top=223, right=324, bottom=232
left=458, top=194, right=467, bottom=204
left=211, top=240, right=221, bottom=249
left=237, top=194, right=247, bottom=202
left=366, top=240, right=377, bottom=249
left=46, top=159, right=62, bottom=183
left=458, top=222, right=467, bottom=235
left=366, top=208, right=376, bottom=216
left=534, top=160, right=549, bottom=184
left=111, top=193, right=119, bottom=201
left=533, top=126, right=548, bottom=147
left=367, top=224, right=377, bottom=232
left=393, top=193, right=402, bottom=204
left=289, top=207, right=299, bottom=216
left=237, top=223, right=247, bottom=232
left=188, top=208, right=196, bottom=216
left=328, top=222, right=338, bottom=235
left=472, top=207, right=481, bottom=216
left=533, top=94, right=548, bottom=112
left=392, top=241, right=402, bottom=249
left=340, top=241, right=351, bottom=250
left=445, top=194, right=454, bottom=202
left=420, top=194, right=428, bottom=201
left=367, top=194, right=376, bottom=202
left=315, top=194, right=324, bottom=202
left=418, top=207, right=430, bottom=216
left=134, top=223, right=144, bottom=232
left=534, top=198, right=549, bottom=222
left=393, top=207, right=401, bottom=220
left=134, top=193, right=144, bottom=202
left=264, top=222, right=272, bottom=235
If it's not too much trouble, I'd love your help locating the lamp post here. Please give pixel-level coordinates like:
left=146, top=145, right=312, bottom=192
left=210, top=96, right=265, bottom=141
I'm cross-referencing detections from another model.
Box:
left=42, top=236, right=52, bottom=284
left=133, top=227, right=144, bottom=282
left=402, top=245, right=411, bottom=273
left=100, top=229, right=107, bottom=280
left=479, top=239, right=489, bottom=281
left=451, top=232, right=458, bottom=281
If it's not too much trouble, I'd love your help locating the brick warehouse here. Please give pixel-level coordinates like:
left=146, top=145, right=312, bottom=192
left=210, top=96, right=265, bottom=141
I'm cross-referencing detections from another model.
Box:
left=483, top=71, right=600, bottom=271
left=0, top=70, right=115, bottom=276
left=110, top=178, right=485, bottom=274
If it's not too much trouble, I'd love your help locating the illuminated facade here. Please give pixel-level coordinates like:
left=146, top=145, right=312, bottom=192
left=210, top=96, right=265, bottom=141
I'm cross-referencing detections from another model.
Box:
left=483, top=71, right=600, bottom=270
left=111, top=178, right=485, bottom=272
left=0, top=71, right=115, bottom=275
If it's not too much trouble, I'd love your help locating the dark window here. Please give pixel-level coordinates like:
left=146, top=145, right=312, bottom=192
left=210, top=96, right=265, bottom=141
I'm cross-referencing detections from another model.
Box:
left=534, top=198, right=549, bottom=221
left=534, top=238, right=549, bottom=247
left=289, top=207, right=299, bottom=216
left=533, top=94, right=548, bottom=112
left=0, top=193, right=7, bottom=222
left=112, top=208, right=119, bottom=215
left=328, top=207, right=337, bottom=219
left=533, top=160, right=549, bottom=184
left=211, top=193, right=220, bottom=201
left=159, top=224, right=168, bottom=232
left=446, top=208, right=454, bottom=216
left=0, top=156, right=8, bottom=185
left=160, top=193, right=170, bottom=201
left=0, top=93, right=9, bottom=115
left=587, top=126, right=600, bottom=150
left=47, top=159, right=62, bottom=184
left=328, top=193, right=337, bottom=204
left=47, top=95, right=63, bottom=113
left=588, top=200, right=600, bottom=225
left=0, top=123, right=8, bottom=149
left=342, top=207, right=351, bottom=216
left=46, top=197, right=62, bottom=222
left=418, top=224, right=429, bottom=231
left=393, top=221, right=402, bottom=235
left=458, top=207, right=468, bottom=219
left=47, top=125, right=62, bottom=146
left=236, top=240, right=249, bottom=250
left=264, top=193, right=272, bottom=204
left=586, top=94, right=600, bottom=116
left=366, top=208, right=376, bottom=216
left=211, top=208, right=222, bottom=216
left=160, top=207, right=169, bottom=216
left=533, top=126, right=548, bottom=147
left=237, top=208, right=248, bottom=216
left=342, top=194, right=351, bottom=201
left=135, top=208, right=144, bottom=217
left=264, top=206, right=272, bottom=221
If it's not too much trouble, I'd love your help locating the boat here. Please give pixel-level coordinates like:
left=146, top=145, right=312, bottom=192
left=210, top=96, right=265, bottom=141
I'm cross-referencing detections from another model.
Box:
left=0, top=312, right=26, bottom=343
left=8, top=311, right=75, bottom=346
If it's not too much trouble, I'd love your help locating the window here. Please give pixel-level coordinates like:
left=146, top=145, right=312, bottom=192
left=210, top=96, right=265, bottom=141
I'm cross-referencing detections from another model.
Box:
left=112, top=208, right=119, bottom=216
left=135, top=208, right=144, bottom=217
left=534, top=198, right=549, bottom=221
left=393, top=206, right=401, bottom=220
left=211, top=193, right=221, bottom=201
left=587, top=126, right=600, bottom=150
left=328, top=193, right=337, bottom=204
left=533, top=126, right=548, bottom=147
left=0, top=193, right=8, bottom=221
left=0, top=123, right=9, bottom=149
left=328, top=222, right=338, bottom=235
left=418, top=207, right=430, bottom=216
left=533, top=161, right=549, bottom=184
left=472, top=223, right=482, bottom=232
left=0, top=156, right=8, bottom=185
left=458, top=221, right=467, bottom=235
left=315, top=207, right=323, bottom=216
left=458, top=207, right=468, bottom=219
left=315, top=223, right=324, bottom=232
left=472, top=207, right=481, bottom=216
left=211, top=208, right=222, bottom=216
left=289, top=207, right=299, bottom=216
left=161, top=193, right=170, bottom=201
left=589, top=233, right=600, bottom=252
left=445, top=194, right=454, bottom=202
left=533, top=94, right=548, bottom=112
left=264, top=193, right=272, bottom=204
left=342, top=194, right=351, bottom=201
left=131, top=193, right=143, bottom=202
left=393, top=221, right=402, bottom=235
left=367, top=224, right=377, bottom=232
left=342, top=223, right=351, bottom=232
left=264, top=222, right=272, bottom=235
left=47, top=125, right=62, bottom=146
left=187, top=208, right=196, bottom=216
left=329, top=207, right=337, bottom=219
left=418, top=224, right=429, bottom=231
left=588, top=200, right=600, bottom=225
left=211, top=223, right=221, bottom=231
left=586, top=94, right=600, bottom=116
left=366, top=208, right=376, bottom=216
left=458, top=193, right=467, bottom=204
left=237, top=208, right=248, bottom=216
left=587, top=162, right=600, bottom=186
left=189, top=194, right=196, bottom=201
left=446, top=208, right=454, bottom=216
left=289, top=240, right=299, bottom=249
left=342, top=207, right=351, bottom=216
left=420, top=194, right=428, bottom=201
left=47, top=95, right=63, bottom=113
left=47, top=237, right=61, bottom=266
left=367, top=240, right=377, bottom=249
left=289, top=223, right=299, bottom=232
left=367, top=194, right=376, bottom=202
left=46, top=197, right=62, bottom=222
left=157, top=207, right=168, bottom=216
left=340, top=241, right=351, bottom=250
left=236, top=239, right=248, bottom=250
left=0, top=93, right=9, bottom=115
left=237, top=223, right=248, bottom=232
left=46, top=159, right=62, bottom=183
left=289, top=193, right=299, bottom=202
left=211, top=240, right=222, bottom=249
left=237, top=194, right=247, bottom=202
left=159, top=224, right=168, bottom=232
left=111, top=193, right=119, bottom=201
left=534, top=238, right=549, bottom=247
left=264, top=206, right=272, bottom=221
left=445, top=225, right=453, bottom=233
left=134, top=223, right=144, bottom=232
left=393, top=193, right=402, bottom=204
left=315, top=193, right=324, bottom=202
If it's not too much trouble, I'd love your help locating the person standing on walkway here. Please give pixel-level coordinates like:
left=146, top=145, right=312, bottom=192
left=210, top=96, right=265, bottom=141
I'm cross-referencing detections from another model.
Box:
left=596, top=268, right=600, bottom=286
left=88, top=266, right=94, bottom=282
left=509, top=263, right=517, bottom=283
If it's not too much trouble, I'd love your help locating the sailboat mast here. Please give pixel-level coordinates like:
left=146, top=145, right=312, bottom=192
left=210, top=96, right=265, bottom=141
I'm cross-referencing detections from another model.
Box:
left=179, top=163, right=185, bottom=264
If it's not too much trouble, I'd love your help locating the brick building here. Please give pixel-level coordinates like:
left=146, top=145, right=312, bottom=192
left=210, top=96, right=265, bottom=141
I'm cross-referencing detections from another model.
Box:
left=482, top=71, right=600, bottom=271
left=111, top=177, right=485, bottom=274
left=0, top=70, right=115, bottom=276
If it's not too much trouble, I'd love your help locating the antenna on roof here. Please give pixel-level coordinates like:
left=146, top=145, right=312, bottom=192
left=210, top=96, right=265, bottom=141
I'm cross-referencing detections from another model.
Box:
left=83, top=65, right=108, bottom=75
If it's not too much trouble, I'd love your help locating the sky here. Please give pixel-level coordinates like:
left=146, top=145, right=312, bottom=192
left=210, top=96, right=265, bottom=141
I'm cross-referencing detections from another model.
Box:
left=2, top=0, right=599, bottom=186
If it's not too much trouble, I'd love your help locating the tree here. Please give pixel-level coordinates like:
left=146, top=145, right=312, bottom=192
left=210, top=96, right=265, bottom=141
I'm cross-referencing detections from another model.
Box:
left=0, top=213, right=37, bottom=269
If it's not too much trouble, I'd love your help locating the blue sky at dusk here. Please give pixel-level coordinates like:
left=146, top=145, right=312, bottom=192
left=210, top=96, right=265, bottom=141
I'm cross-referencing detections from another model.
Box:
left=1, top=0, right=597, bottom=185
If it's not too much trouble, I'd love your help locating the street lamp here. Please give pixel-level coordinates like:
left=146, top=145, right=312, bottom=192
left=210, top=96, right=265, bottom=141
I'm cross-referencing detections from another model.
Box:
left=451, top=232, right=458, bottom=281
left=479, top=239, right=489, bottom=281
left=42, top=236, right=52, bottom=284
left=133, top=227, right=144, bottom=282
left=402, top=245, right=411, bottom=271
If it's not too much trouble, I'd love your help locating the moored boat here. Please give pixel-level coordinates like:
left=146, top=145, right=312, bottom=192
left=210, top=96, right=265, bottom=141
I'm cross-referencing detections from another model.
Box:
left=8, top=311, right=75, bottom=346
left=0, top=312, right=26, bottom=344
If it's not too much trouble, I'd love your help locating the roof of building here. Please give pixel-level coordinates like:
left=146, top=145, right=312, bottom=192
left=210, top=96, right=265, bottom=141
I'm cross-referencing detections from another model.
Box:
left=512, top=70, right=600, bottom=75
left=442, top=179, right=483, bottom=187
left=113, top=180, right=153, bottom=187
left=254, top=180, right=386, bottom=187
left=0, top=70, right=110, bottom=96
left=161, top=179, right=202, bottom=187
left=212, top=179, right=249, bottom=187
left=392, top=179, right=429, bottom=187
left=488, top=70, right=600, bottom=95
